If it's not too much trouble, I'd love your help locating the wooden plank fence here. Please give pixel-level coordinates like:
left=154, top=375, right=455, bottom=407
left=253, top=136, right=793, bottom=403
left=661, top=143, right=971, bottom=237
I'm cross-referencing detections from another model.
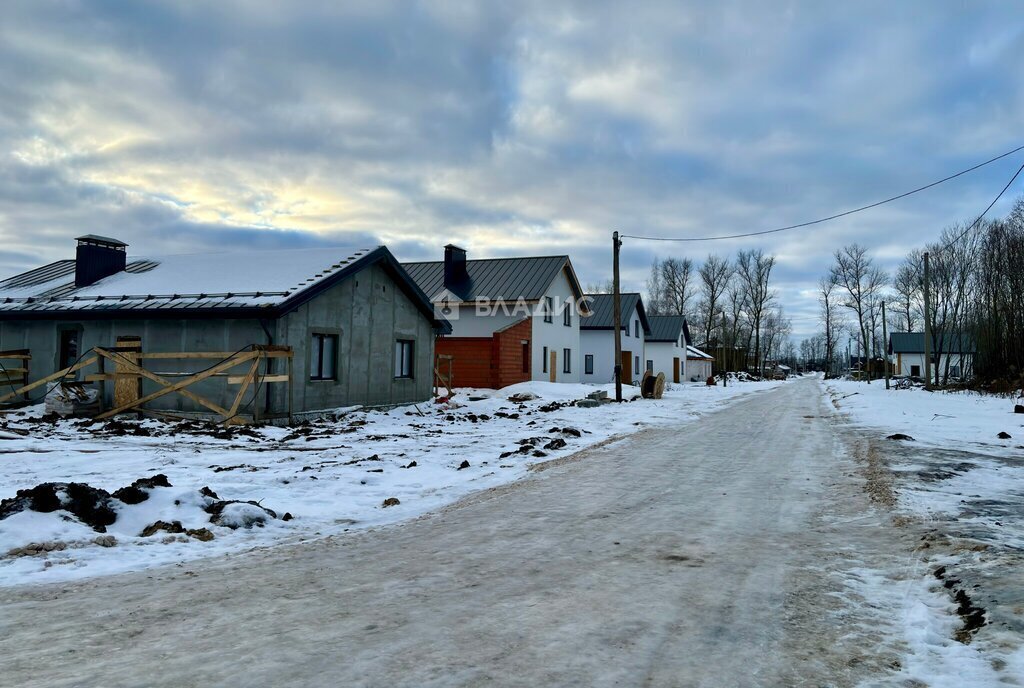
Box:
left=0, top=344, right=293, bottom=425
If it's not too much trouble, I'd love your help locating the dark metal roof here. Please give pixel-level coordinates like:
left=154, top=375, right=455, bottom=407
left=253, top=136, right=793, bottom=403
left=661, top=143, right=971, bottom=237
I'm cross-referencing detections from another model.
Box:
left=402, top=255, right=584, bottom=304
left=580, top=293, right=651, bottom=333
left=0, top=246, right=450, bottom=332
left=646, top=314, right=687, bottom=342
left=888, top=332, right=976, bottom=354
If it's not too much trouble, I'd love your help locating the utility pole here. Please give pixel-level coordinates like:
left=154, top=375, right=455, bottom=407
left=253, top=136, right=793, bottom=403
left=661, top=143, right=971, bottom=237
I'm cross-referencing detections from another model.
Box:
left=612, top=231, right=623, bottom=402
left=721, top=310, right=727, bottom=387
left=922, top=251, right=933, bottom=390
left=882, top=300, right=890, bottom=390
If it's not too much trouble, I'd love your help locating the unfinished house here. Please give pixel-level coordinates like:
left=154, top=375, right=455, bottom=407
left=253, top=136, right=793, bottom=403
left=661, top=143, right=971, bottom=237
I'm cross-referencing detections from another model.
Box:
left=0, top=236, right=449, bottom=422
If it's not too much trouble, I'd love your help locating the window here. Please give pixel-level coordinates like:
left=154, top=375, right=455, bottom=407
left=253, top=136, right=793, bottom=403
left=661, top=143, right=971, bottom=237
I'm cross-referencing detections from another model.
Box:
left=634, top=320, right=640, bottom=338
left=521, top=341, right=530, bottom=374
left=563, top=304, right=571, bottom=327
left=634, top=355, right=639, bottom=375
left=543, top=296, right=553, bottom=323
left=542, top=346, right=548, bottom=373
left=563, top=348, right=571, bottom=374
left=646, top=360, right=653, bottom=373
left=584, top=354, right=594, bottom=375
left=58, top=328, right=81, bottom=370
left=625, top=321, right=630, bottom=337
left=910, top=364, right=921, bottom=377
left=680, top=334, right=685, bottom=347
left=394, top=339, right=414, bottom=379
left=950, top=365, right=961, bottom=378
left=310, top=333, right=338, bottom=381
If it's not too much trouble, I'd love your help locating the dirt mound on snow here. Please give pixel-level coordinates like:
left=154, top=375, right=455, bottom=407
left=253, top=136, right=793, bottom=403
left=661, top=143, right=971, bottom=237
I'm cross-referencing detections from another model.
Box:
left=1, top=475, right=285, bottom=537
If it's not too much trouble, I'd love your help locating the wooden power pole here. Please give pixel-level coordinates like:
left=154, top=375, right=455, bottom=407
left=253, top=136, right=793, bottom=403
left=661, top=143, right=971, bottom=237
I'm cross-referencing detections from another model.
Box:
left=922, top=251, right=933, bottom=390
left=612, top=231, right=623, bottom=402
left=882, top=300, right=890, bottom=390
left=721, top=310, right=727, bottom=387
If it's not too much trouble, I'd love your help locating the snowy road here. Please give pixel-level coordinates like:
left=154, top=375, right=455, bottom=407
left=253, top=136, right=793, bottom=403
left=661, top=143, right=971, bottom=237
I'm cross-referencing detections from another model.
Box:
left=0, top=379, right=904, bottom=687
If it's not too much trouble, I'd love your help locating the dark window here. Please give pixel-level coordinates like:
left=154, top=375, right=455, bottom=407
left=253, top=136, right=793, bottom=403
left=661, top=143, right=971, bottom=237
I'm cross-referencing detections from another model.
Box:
left=646, top=359, right=654, bottom=373
left=310, top=333, right=338, bottom=380
left=563, top=304, right=571, bottom=327
left=584, top=354, right=594, bottom=375
left=910, top=364, right=920, bottom=377
left=395, top=339, right=415, bottom=379
left=543, top=296, right=553, bottom=323
left=680, top=335, right=685, bottom=347
left=542, top=346, right=548, bottom=373
left=625, top=321, right=630, bottom=337
left=634, top=321, right=640, bottom=338
left=563, top=348, right=571, bottom=374
left=634, top=355, right=639, bottom=375
left=521, top=340, right=530, bottom=374
left=58, top=329, right=80, bottom=370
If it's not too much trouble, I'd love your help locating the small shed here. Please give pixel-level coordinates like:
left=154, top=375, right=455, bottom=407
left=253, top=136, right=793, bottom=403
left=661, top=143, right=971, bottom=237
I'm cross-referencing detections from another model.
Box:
left=685, top=345, right=714, bottom=382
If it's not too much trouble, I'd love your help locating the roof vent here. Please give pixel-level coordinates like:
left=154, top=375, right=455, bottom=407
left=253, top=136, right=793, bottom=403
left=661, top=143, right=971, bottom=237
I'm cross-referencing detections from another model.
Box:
left=75, top=235, right=127, bottom=287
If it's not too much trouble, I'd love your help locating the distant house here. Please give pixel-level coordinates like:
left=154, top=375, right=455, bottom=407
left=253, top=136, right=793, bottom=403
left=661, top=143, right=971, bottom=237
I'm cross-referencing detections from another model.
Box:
left=685, top=345, right=714, bottom=382
left=579, top=293, right=651, bottom=384
left=402, top=245, right=588, bottom=388
left=645, top=315, right=690, bottom=383
left=0, top=235, right=449, bottom=419
left=888, top=332, right=976, bottom=380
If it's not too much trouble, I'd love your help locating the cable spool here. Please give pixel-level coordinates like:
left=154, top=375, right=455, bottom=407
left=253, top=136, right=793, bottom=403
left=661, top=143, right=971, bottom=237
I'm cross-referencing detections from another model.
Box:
left=641, top=371, right=666, bottom=399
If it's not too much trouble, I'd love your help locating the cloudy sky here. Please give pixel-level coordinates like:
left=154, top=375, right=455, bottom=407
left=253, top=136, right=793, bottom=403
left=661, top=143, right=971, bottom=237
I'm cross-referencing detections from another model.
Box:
left=3, top=1, right=1023, bottom=339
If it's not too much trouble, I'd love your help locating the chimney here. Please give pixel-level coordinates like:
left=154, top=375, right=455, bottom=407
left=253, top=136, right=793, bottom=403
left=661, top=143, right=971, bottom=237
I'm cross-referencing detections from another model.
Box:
left=75, top=235, right=128, bottom=287
left=443, top=244, right=468, bottom=291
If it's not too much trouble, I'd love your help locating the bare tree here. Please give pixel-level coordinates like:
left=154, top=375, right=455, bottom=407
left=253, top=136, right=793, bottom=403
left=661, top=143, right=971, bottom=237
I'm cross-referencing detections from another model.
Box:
left=818, top=276, right=844, bottom=377
left=647, top=257, right=694, bottom=316
left=735, top=249, right=776, bottom=373
left=830, top=244, right=887, bottom=382
left=697, top=254, right=733, bottom=347
left=584, top=280, right=615, bottom=294
left=893, top=251, right=922, bottom=332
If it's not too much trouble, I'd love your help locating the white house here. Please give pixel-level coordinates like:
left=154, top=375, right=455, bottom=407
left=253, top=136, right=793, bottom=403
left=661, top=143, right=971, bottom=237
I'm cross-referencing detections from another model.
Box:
left=580, top=293, right=650, bottom=384
left=685, top=345, right=714, bottom=382
left=645, top=315, right=689, bottom=383
left=888, top=332, right=975, bottom=381
left=402, top=245, right=589, bottom=388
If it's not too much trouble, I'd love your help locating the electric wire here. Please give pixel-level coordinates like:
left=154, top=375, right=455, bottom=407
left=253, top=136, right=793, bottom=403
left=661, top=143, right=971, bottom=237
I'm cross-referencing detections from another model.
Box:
left=619, top=144, right=1024, bottom=243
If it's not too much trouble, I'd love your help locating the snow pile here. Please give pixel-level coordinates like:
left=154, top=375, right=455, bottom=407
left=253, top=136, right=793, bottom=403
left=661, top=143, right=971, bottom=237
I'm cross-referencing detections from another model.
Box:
left=0, top=378, right=784, bottom=585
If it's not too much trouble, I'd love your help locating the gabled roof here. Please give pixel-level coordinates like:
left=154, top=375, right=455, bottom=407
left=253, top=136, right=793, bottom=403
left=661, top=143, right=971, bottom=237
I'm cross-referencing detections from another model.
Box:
left=0, top=245, right=450, bottom=331
left=401, top=255, right=586, bottom=306
left=580, top=293, right=651, bottom=333
left=888, top=332, right=976, bottom=354
left=686, top=345, right=713, bottom=360
left=646, top=314, right=687, bottom=343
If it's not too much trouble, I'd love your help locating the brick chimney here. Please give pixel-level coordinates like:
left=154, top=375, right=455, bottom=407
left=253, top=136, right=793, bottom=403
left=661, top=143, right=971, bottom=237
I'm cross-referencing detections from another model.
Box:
left=75, top=235, right=127, bottom=287
left=443, top=244, right=469, bottom=293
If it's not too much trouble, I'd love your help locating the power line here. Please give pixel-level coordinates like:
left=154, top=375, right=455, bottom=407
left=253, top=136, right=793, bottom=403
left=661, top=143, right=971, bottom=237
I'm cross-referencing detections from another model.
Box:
left=620, top=144, right=1024, bottom=243
left=934, top=159, right=1024, bottom=253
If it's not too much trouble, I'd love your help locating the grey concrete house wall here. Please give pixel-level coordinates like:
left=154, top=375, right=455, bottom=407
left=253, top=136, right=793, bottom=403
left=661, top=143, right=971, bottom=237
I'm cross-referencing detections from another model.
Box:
left=273, top=262, right=435, bottom=413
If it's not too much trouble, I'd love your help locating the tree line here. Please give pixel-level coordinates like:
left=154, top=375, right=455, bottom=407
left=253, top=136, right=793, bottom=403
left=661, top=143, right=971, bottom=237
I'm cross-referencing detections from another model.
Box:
left=642, top=251, right=792, bottom=374
left=805, top=194, right=1024, bottom=387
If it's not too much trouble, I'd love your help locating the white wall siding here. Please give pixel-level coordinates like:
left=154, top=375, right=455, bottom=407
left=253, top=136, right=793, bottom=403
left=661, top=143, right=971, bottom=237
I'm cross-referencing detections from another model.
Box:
left=647, top=341, right=686, bottom=382
left=530, top=269, right=581, bottom=382
left=580, top=305, right=646, bottom=384
left=895, top=352, right=973, bottom=378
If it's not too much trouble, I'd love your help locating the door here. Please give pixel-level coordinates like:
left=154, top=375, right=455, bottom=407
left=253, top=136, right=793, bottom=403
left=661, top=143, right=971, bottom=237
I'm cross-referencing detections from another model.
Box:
left=621, top=350, right=632, bottom=384
left=673, top=357, right=680, bottom=383
left=549, top=350, right=557, bottom=383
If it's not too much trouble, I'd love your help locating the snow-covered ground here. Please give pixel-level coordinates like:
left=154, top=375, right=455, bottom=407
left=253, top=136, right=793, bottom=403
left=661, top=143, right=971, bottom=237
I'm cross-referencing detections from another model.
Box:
left=825, top=379, right=1024, bottom=687
left=0, top=379, right=782, bottom=586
